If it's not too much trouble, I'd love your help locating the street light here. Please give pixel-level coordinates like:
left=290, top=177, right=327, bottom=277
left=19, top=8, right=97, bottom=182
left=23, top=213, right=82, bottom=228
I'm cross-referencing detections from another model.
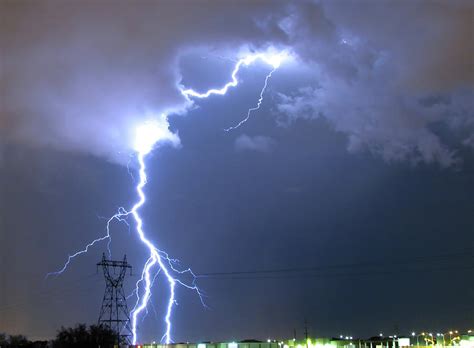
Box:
left=417, top=333, right=426, bottom=347
left=436, top=334, right=445, bottom=347
left=446, top=331, right=454, bottom=345
left=420, top=333, right=427, bottom=346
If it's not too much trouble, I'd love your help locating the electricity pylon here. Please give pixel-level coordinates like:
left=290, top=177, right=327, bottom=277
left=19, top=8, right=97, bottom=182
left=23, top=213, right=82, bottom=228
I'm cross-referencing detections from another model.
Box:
left=97, top=253, right=132, bottom=345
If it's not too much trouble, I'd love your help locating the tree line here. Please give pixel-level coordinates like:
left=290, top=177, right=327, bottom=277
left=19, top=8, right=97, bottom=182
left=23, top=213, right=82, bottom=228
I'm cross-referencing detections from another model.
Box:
left=0, top=324, right=116, bottom=348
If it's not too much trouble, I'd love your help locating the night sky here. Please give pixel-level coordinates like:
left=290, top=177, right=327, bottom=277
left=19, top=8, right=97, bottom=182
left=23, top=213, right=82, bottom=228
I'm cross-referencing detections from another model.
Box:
left=1, top=0, right=473, bottom=343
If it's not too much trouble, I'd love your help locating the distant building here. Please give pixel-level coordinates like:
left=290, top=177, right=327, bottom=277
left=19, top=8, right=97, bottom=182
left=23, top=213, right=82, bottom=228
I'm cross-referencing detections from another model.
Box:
left=131, top=342, right=279, bottom=348
left=130, top=333, right=474, bottom=348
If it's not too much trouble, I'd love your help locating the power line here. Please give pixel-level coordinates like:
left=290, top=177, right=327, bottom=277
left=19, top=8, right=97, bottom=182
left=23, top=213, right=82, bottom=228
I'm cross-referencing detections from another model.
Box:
left=1, top=248, right=472, bottom=312
left=0, top=268, right=145, bottom=313
left=197, top=248, right=474, bottom=278
left=198, top=265, right=474, bottom=281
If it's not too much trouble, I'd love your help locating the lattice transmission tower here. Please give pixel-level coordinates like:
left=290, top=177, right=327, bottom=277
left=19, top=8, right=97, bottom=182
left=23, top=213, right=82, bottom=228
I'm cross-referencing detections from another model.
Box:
left=97, top=253, right=133, bottom=345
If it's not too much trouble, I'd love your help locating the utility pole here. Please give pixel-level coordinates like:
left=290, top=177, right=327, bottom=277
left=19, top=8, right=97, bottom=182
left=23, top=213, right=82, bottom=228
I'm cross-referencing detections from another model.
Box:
left=97, top=253, right=133, bottom=346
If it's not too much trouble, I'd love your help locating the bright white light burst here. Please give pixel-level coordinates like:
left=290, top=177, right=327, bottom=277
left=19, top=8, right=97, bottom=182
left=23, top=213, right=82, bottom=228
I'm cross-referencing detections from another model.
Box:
left=134, top=115, right=180, bottom=155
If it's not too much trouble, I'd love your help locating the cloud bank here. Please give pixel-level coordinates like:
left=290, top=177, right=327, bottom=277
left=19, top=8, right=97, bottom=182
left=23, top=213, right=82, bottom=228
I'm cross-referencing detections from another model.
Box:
left=275, top=1, right=473, bottom=167
left=1, top=0, right=472, bottom=166
left=0, top=0, right=288, bottom=162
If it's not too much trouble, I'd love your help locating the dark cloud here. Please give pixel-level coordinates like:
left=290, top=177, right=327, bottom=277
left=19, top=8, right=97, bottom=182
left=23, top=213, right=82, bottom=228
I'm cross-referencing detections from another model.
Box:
left=275, top=1, right=473, bottom=166
left=0, top=0, right=289, bottom=162
left=1, top=1, right=474, bottom=340
left=1, top=0, right=472, bottom=166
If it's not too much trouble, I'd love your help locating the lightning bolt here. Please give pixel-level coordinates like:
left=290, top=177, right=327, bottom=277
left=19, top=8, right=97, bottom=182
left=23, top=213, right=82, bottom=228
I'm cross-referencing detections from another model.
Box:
left=45, top=208, right=129, bottom=277
left=126, top=148, right=205, bottom=344
left=223, top=68, right=276, bottom=131
left=181, top=51, right=287, bottom=131
left=48, top=49, right=288, bottom=345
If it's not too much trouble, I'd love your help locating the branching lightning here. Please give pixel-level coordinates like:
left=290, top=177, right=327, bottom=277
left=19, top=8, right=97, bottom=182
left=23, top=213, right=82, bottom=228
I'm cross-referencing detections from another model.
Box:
left=48, top=49, right=288, bottom=344
left=125, top=149, right=205, bottom=344
left=181, top=51, right=288, bottom=131
left=223, top=68, right=276, bottom=132
left=46, top=208, right=129, bottom=277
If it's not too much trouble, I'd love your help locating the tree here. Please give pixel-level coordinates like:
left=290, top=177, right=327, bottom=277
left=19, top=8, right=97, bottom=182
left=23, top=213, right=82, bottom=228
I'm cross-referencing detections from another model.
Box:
left=0, top=333, right=8, bottom=347
left=0, top=333, right=33, bottom=347
left=7, top=335, right=29, bottom=347
left=52, top=324, right=116, bottom=348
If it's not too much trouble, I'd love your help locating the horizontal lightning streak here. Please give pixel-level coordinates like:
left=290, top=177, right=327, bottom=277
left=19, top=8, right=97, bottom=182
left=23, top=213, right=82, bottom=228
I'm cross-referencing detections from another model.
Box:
left=180, top=52, right=286, bottom=131
left=181, top=59, right=245, bottom=99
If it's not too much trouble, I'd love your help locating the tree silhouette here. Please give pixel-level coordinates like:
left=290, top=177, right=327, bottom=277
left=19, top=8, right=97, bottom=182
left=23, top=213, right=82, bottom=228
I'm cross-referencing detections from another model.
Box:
left=52, top=324, right=116, bottom=348
left=0, top=333, right=32, bottom=347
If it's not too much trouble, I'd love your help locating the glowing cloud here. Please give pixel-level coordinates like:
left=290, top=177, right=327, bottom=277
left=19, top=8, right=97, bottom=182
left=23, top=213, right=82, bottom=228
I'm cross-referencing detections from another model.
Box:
left=134, top=115, right=180, bottom=155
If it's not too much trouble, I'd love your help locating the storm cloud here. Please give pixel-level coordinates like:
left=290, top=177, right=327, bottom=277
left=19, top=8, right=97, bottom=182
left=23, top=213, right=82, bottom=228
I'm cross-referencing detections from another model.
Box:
left=1, top=0, right=474, bottom=340
left=1, top=0, right=472, bottom=166
left=276, top=1, right=473, bottom=167
left=0, top=0, right=289, bottom=162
